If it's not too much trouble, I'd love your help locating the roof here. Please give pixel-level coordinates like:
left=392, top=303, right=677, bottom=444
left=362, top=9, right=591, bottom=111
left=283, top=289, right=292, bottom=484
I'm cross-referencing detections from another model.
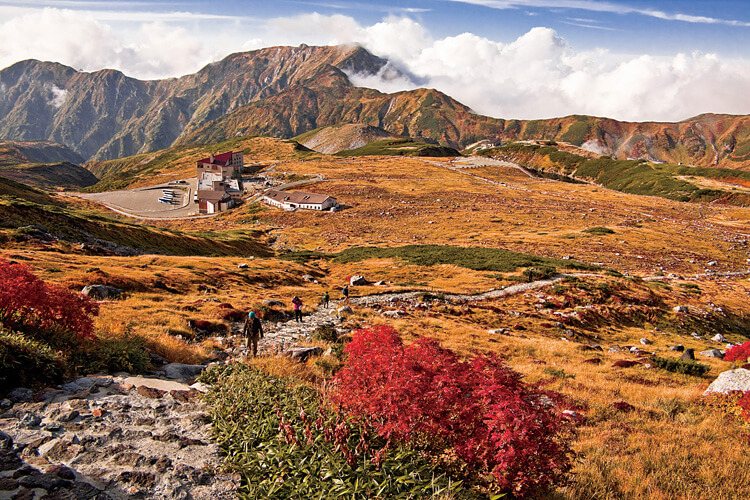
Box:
left=197, top=190, right=231, bottom=202
left=264, top=189, right=333, bottom=205
left=197, top=151, right=234, bottom=166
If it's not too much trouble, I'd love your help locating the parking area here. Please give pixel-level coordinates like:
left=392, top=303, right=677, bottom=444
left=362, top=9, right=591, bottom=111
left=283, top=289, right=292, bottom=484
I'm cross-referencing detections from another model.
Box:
left=75, top=179, right=200, bottom=218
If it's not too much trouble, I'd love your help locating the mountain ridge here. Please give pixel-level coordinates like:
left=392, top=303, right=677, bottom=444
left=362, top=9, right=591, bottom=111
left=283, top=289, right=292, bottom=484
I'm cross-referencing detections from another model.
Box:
left=2, top=45, right=750, bottom=168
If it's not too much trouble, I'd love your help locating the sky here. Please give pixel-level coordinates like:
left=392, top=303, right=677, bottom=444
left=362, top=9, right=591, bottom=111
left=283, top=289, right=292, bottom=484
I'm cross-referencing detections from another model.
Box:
left=1, top=0, right=750, bottom=122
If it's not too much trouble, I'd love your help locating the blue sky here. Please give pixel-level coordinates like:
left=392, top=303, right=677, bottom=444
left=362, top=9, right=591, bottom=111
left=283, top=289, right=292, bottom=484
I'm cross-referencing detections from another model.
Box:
left=2, top=0, right=750, bottom=121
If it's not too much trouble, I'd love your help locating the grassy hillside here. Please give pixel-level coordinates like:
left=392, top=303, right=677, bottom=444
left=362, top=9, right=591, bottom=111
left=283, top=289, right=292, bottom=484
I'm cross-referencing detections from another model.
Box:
left=336, top=138, right=460, bottom=157
left=0, top=161, right=99, bottom=190
left=481, top=143, right=750, bottom=205
left=84, top=135, right=319, bottom=192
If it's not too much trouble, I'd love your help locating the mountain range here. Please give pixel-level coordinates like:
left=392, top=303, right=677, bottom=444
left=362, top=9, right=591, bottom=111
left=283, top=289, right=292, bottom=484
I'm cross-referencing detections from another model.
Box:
left=2, top=44, right=750, bottom=169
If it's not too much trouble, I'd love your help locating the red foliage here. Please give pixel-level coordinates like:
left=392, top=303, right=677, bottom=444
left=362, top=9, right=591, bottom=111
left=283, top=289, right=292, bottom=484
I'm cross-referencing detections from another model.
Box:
left=612, top=360, right=640, bottom=368
left=217, top=303, right=234, bottom=309
left=218, top=309, right=246, bottom=322
left=725, top=342, right=750, bottom=363
left=738, top=392, right=750, bottom=422
left=0, top=258, right=98, bottom=339
left=329, top=325, right=571, bottom=497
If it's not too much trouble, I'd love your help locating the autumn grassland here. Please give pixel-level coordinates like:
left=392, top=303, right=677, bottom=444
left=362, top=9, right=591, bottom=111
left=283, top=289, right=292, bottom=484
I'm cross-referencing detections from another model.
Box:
left=3, top=137, right=750, bottom=498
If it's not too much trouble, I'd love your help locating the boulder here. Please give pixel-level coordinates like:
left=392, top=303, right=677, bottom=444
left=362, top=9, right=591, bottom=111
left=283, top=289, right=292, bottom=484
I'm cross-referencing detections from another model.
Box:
left=382, top=311, right=404, bottom=319
left=374, top=281, right=388, bottom=286
left=337, top=305, right=353, bottom=315
left=704, top=368, right=750, bottom=395
left=673, top=305, right=689, bottom=313
left=237, top=263, right=249, bottom=269
left=263, top=300, right=285, bottom=307
left=6, top=388, right=33, bottom=403
left=680, top=349, right=695, bottom=361
left=163, top=363, right=207, bottom=380
left=284, top=347, right=324, bottom=362
left=711, top=334, right=725, bottom=343
left=349, top=275, right=368, bottom=286
left=302, top=274, right=315, bottom=282
left=640, top=338, right=652, bottom=345
left=81, top=284, right=123, bottom=300
left=669, top=344, right=685, bottom=352
left=700, top=349, right=724, bottom=359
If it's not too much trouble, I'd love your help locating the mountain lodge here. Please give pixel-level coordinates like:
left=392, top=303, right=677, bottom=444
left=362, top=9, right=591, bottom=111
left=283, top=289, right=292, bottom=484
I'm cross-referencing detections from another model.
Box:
left=263, top=189, right=338, bottom=211
left=196, top=151, right=244, bottom=214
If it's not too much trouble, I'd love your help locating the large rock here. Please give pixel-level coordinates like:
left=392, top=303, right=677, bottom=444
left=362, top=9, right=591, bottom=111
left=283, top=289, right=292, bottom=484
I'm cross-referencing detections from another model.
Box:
left=700, top=349, right=724, bottom=359
left=163, top=363, right=207, bottom=380
left=81, top=284, right=123, bottom=300
left=673, top=305, right=689, bottom=313
left=349, top=275, right=368, bottom=286
left=704, top=368, right=750, bottom=395
left=284, top=347, right=323, bottom=362
left=680, top=349, right=695, bottom=361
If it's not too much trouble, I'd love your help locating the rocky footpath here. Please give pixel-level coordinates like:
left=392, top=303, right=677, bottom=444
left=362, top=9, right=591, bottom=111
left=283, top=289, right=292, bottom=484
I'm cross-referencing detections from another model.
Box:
left=0, top=302, right=354, bottom=499
left=0, top=373, right=237, bottom=500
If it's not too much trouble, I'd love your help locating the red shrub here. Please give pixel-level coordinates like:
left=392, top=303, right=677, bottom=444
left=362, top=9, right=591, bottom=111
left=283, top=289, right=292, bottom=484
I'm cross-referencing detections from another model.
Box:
left=218, top=309, right=247, bottom=322
left=0, top=259, right=98, bottom=339
left=738, top=392, right=750, bottom=422
left=613, top=360, right=640, bottom=368
left=329, top=325, right=571, bottom=497
left=725, top=342, right=750, bottom=363
left=217, top=303, right=234, bottom=309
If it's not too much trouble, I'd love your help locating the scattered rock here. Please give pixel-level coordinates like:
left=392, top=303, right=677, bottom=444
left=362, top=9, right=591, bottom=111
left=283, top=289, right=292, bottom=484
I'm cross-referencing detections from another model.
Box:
left=136, top=386, right=165, bottom=399
left=7, top=388, right=33, bottom=404
left=680, top=349, right=695, bottom=361
left=237, top=263, right=249, bottom=269
left=704, top=368, right=750, bottom=395
left=640, top=338, right=652, bottom=345
left=337, top=305, right=353, bottom=315
left=700, top=349, right=724, bottom=359
left=284, top=347, right=323, bottom=362
left=561, top=410, right=584, bottom=423
left=263, top=300, right=285, bottom=307
left=302, top=274, right=315, bottom=282
left=349, top=275, right=368, bottom=286
left=488, top=328, right=509, bottom=335
left=163, top=363, right=206, bottom=380
left=673, top=305, right=689, bottom=313
left=711, top=334, right=725, bottom=343
left=81, top=284, right=123, bottom=300
left=374, top=281, right=387, bottom=286
left=669, top=345, right=685, bottom=352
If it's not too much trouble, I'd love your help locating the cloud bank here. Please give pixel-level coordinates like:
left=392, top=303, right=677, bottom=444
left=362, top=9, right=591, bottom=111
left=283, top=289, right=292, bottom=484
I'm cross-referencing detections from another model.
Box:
left=1, top=7, right=749, bottom=122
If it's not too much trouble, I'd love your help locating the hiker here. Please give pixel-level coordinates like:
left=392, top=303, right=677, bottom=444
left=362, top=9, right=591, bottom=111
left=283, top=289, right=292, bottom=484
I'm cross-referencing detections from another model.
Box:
left=322, top=291, right=330, bottom=308
left=243, top=311, right=263, bottom=357
left=342, top=284, right=349, bottom=301
left=292, top=296, right=303, bottom=323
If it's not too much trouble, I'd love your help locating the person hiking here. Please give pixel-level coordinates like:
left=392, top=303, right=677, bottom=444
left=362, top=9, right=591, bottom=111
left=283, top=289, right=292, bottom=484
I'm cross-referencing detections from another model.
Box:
left=292, top=296, right=303, bottom=323
left=243, top=311, right=263, bottom=357
left=322, top=291, right=330, bottom=308
left=342, top=284, right=349, bottom=301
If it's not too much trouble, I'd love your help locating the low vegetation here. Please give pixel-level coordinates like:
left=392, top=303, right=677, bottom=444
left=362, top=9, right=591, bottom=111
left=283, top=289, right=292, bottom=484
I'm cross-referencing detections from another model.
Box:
left=336, top=138, right=459, bottom=157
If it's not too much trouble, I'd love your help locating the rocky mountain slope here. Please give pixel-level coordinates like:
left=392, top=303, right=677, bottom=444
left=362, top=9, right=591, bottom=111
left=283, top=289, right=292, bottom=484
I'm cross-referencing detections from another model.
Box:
left=0, top=45, right=393, bottom=161
left=0, top=161, right=99, bottom=190
left=3, top=45, right=750, bottom=168
left=295, top=124, right=398, bottom=154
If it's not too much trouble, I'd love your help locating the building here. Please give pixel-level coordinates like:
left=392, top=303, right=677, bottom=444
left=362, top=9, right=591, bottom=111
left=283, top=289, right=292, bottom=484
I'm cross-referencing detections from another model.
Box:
left=196, top=151, right=243, bottom=179
left=263, top=189, right=338, bottom=211
left=196, top=151, right=244, bottom=214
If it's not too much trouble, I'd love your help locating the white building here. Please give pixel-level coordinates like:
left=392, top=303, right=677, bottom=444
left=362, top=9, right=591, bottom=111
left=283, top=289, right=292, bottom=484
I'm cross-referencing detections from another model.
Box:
left=263, top=190, right=338, bottom=211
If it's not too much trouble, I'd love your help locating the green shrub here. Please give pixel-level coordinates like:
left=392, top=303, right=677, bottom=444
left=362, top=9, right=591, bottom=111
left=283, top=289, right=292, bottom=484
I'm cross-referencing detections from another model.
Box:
left=0, top=327, right=65, bottom=392
left=311, top=324, right=338, bottom=343
left=200, top=364, right=465, bottom=498
left=583, top=227, right=615, bottom=235
left=650, top=356, right=710, bottom=377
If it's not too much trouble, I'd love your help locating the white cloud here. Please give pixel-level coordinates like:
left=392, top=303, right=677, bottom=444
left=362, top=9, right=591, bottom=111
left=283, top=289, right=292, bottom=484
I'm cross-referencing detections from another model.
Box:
left=47, top=84, right=68, bottom=108
left=1, top=7, right=750, bottom=122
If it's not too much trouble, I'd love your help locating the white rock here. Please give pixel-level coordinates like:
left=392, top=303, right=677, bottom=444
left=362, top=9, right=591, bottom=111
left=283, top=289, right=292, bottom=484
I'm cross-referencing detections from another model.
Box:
left=712, top=334, right=725, bottom=343
left=704, top=368, right=750, bottom=395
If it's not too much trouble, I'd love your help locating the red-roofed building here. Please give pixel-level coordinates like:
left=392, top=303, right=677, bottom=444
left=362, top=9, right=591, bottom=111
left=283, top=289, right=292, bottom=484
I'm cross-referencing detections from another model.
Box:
left=196, top=151, right=245, bottom=214
left=197, top=151, right=243, bottom=179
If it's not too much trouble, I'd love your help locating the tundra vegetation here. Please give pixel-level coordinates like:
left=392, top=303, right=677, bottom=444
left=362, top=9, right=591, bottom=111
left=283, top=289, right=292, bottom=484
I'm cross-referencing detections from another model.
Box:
left=2, top=136, right=750, bottom=497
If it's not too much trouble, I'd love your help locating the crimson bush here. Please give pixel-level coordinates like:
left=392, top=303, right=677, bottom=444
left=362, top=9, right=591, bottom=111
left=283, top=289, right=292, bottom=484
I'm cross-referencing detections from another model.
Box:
left=0, top=259, right=98, bottom=340
left=329, top=325, right=571, bottom=497
left=725, top=342, right=750, bottom=363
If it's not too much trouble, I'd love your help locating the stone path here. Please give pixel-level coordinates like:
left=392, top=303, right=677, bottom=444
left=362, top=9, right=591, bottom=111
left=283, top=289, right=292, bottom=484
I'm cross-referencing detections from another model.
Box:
left=0, top=374, right=237, bottom=500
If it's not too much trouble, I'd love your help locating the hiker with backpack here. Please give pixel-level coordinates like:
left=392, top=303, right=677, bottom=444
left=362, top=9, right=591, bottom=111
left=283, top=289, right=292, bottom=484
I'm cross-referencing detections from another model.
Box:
left=243, top=311, right=263, bottom=357
left=292, top=296, right=303, bottom=323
